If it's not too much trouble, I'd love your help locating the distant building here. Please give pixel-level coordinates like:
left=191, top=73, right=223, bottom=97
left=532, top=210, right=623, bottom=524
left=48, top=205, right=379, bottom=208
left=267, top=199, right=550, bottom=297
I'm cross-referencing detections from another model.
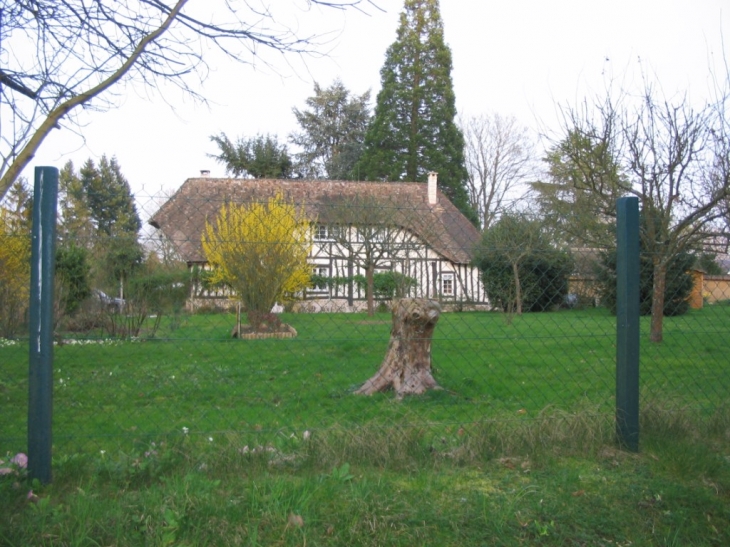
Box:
left=149, top=174, right=488, bottom=311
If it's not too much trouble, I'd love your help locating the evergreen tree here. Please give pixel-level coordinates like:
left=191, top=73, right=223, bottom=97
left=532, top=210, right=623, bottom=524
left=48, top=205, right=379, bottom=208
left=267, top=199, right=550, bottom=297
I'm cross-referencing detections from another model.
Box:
left=597, top=248, right=695, bottom=317
left=209, top=133, right=293, bottom=179
left=597, top=214, right=695, bottom=317
left=58, top=160, right=95, bottom=248
left=77, top=155, right=143, bottom=294
left=55, top=243, right=92, bottom=316
left=80, top=156, right=141, bottom=237
left=695, top=252, right=724, bottom=275
left=357, top=0, right=473, bottom=221
left=290, top=79, right=371, bottom=179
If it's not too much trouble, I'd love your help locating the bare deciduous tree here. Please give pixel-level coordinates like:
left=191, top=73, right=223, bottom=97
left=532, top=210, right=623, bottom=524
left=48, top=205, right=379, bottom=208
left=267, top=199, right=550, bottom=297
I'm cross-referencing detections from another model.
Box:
left=552, top=80, right=730, bottom=342
left=323, top=194, right=423, bottom=316
left=0, top=0, right=378, bottom=199
left=461, top=113, right=537, bottom=230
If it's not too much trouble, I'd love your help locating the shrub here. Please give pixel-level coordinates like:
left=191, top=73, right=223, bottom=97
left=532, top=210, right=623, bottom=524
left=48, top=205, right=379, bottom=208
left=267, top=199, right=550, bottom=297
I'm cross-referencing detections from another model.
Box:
left=311, top=272, right=418, bottom=301
left=55, top=244, right=92, bottom=317
left=596, top=249, right=695, bottom=316
left=202, top=195, right=311, bottom=331
left=0, top=211, right=30, bottom=337
left=473, top=214, right=573, bottom=314
left=478, top=250, right=573, bottom=312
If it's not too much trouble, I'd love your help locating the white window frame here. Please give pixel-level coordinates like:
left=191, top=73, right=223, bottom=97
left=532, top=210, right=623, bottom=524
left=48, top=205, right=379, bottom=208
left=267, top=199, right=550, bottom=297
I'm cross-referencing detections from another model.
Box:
left=311, top=265, right=330, bottom=292
left=314, top=224, right=329, bottom=241
left=441, top=272, right=455, bottom=296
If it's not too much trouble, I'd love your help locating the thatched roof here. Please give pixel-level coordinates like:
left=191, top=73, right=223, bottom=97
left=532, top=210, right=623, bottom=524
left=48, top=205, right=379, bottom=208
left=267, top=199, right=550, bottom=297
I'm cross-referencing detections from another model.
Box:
left=148, top=178, right=480, bottom=265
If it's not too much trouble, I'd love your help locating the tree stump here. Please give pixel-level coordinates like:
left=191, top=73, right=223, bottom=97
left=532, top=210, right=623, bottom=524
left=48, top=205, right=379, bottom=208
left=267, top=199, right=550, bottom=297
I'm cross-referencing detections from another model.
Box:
left=355, top=298, right=442, bottom=397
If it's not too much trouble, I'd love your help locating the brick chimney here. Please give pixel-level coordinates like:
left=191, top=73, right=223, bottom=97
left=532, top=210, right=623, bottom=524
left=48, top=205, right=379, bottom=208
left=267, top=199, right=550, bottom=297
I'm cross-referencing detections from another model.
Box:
left=427, top=171, right=438, bottom=205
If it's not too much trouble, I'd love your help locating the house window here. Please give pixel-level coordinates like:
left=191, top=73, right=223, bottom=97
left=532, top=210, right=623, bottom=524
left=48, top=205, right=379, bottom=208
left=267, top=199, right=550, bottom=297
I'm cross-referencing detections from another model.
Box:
left=311, top=265, right=330, bottom=292
left=314, top=225, right=329, bottom=241
left=441, top=273, right=455, bottom=296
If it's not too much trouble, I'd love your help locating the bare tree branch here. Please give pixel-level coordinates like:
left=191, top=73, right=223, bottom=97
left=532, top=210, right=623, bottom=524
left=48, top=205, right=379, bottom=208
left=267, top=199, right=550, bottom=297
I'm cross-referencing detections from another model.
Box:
left=545, top=77, right=730, bottom=342
left=0, top=0, right=379, bottom=199
left=460, top=113, right=537, bottom=230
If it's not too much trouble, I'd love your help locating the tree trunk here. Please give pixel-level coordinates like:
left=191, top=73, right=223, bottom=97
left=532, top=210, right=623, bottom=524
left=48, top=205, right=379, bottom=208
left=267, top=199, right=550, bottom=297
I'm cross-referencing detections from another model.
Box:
left=366, top=264, right=375, bottom=316
left=650, top=260, right=667, bottom=343
left=512, top=261, right=523, bottom=315
left=355, top=298, right=441, bottom=398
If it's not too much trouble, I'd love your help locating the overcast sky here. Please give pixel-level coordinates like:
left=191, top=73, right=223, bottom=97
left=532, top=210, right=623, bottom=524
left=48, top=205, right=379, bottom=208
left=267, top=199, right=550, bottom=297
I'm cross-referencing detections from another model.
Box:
left=24, top=0, right=730, bottom=218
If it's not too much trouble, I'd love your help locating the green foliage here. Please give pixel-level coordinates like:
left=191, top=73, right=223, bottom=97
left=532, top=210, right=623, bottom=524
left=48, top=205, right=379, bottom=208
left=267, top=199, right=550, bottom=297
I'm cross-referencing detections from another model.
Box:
left=55, top=244, right=92, bottom=316
left=546, top=83, right=730, bottom=342
left=355, top=271, right=417, bottom=299
left=64, top=156, right=144, bottom=290
left=58, top=160, right=95, bottom=245
left=98, top=268, right=192, bottom=339
left=209, top=132, right=293, bottom=179
left=0, top=182, right=31, bottom=337
left=102, top=233, right=144, bottom=290
left=202, top=196, right=311, bottom=330
left=597, top=248, right=695, bottom=317
left=311, top=272, right=417, bottom=300
left=290, top=79, right=371, bottom=179
left=533, top=130, right=625, bottom=247
left=126, top=269, right=191, bottom=316
left=356, top=0, right=474, bottom=222
left=80, top=156, right=141, bottom=237
left=474, top=214, right=573, bottom=313
left=695, top=252, right=724, bottom=275
left=479, top=252, right=573, bottom=313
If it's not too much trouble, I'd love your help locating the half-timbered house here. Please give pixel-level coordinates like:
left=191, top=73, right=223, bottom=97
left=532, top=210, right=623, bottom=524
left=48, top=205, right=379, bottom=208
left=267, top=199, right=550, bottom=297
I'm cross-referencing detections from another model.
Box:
left=148, top=172, right=488, bottom=311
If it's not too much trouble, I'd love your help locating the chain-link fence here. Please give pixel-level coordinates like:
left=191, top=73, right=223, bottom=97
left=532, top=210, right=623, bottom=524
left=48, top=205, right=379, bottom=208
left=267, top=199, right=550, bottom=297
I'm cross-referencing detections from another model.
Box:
left=2, top=181, right=729, bottom=458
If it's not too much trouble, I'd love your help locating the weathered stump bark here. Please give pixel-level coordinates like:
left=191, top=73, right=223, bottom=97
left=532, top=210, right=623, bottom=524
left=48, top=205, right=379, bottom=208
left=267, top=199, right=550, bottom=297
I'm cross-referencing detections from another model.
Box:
left=355, top=298, right=441, bottom=397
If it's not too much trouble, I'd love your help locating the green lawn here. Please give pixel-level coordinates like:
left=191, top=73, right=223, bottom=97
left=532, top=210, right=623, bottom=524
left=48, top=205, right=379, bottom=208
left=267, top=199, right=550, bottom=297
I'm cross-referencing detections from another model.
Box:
left=2, top=305, right=729, bottom=546
left=1, top=410, right=729, bottom=546
left=2, top=305, right=729, bottom=456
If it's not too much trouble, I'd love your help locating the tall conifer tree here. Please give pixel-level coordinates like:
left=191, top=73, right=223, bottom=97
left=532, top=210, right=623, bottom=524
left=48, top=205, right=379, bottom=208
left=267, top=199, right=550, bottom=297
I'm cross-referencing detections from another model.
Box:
left=357, top=0, right=473, bottom=221
left=78, top=155, right=143, bottom=295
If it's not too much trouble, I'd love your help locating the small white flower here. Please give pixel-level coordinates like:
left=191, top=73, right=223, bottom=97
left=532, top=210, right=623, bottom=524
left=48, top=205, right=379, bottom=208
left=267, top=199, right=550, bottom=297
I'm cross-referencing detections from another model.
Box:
left=171, top=375, right=175, bottom=380
left=182, top=427, right=189, bottom=435
left=100, top=450, right=106, bottom=456
left=303, top=430, right=311, bottom=441
left=208, top=436, right=213, bottom=442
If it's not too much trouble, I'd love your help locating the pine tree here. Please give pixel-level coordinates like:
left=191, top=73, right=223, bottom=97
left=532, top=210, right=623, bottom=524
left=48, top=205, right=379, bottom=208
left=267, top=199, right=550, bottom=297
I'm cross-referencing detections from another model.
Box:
left=357, top=0, right=473, bottom=221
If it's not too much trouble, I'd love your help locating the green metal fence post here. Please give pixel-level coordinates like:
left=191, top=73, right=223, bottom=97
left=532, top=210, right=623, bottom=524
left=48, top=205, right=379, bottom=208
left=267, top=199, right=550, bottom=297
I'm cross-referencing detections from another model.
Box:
left=616, top=196, right=640, bottom=452
left=28, top=166, right=59, bottom=484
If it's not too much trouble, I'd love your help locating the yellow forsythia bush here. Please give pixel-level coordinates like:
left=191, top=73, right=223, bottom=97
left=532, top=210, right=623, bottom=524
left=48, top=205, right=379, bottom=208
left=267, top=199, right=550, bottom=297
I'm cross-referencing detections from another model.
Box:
left=0, top=210, right=31, bottom=336
left=202, top=194, right=312, bottom=318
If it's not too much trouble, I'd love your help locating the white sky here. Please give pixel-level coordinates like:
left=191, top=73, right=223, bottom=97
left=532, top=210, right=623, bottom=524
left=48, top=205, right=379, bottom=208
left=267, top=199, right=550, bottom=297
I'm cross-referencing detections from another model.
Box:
left=24, top=0, right=730, bottom=219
